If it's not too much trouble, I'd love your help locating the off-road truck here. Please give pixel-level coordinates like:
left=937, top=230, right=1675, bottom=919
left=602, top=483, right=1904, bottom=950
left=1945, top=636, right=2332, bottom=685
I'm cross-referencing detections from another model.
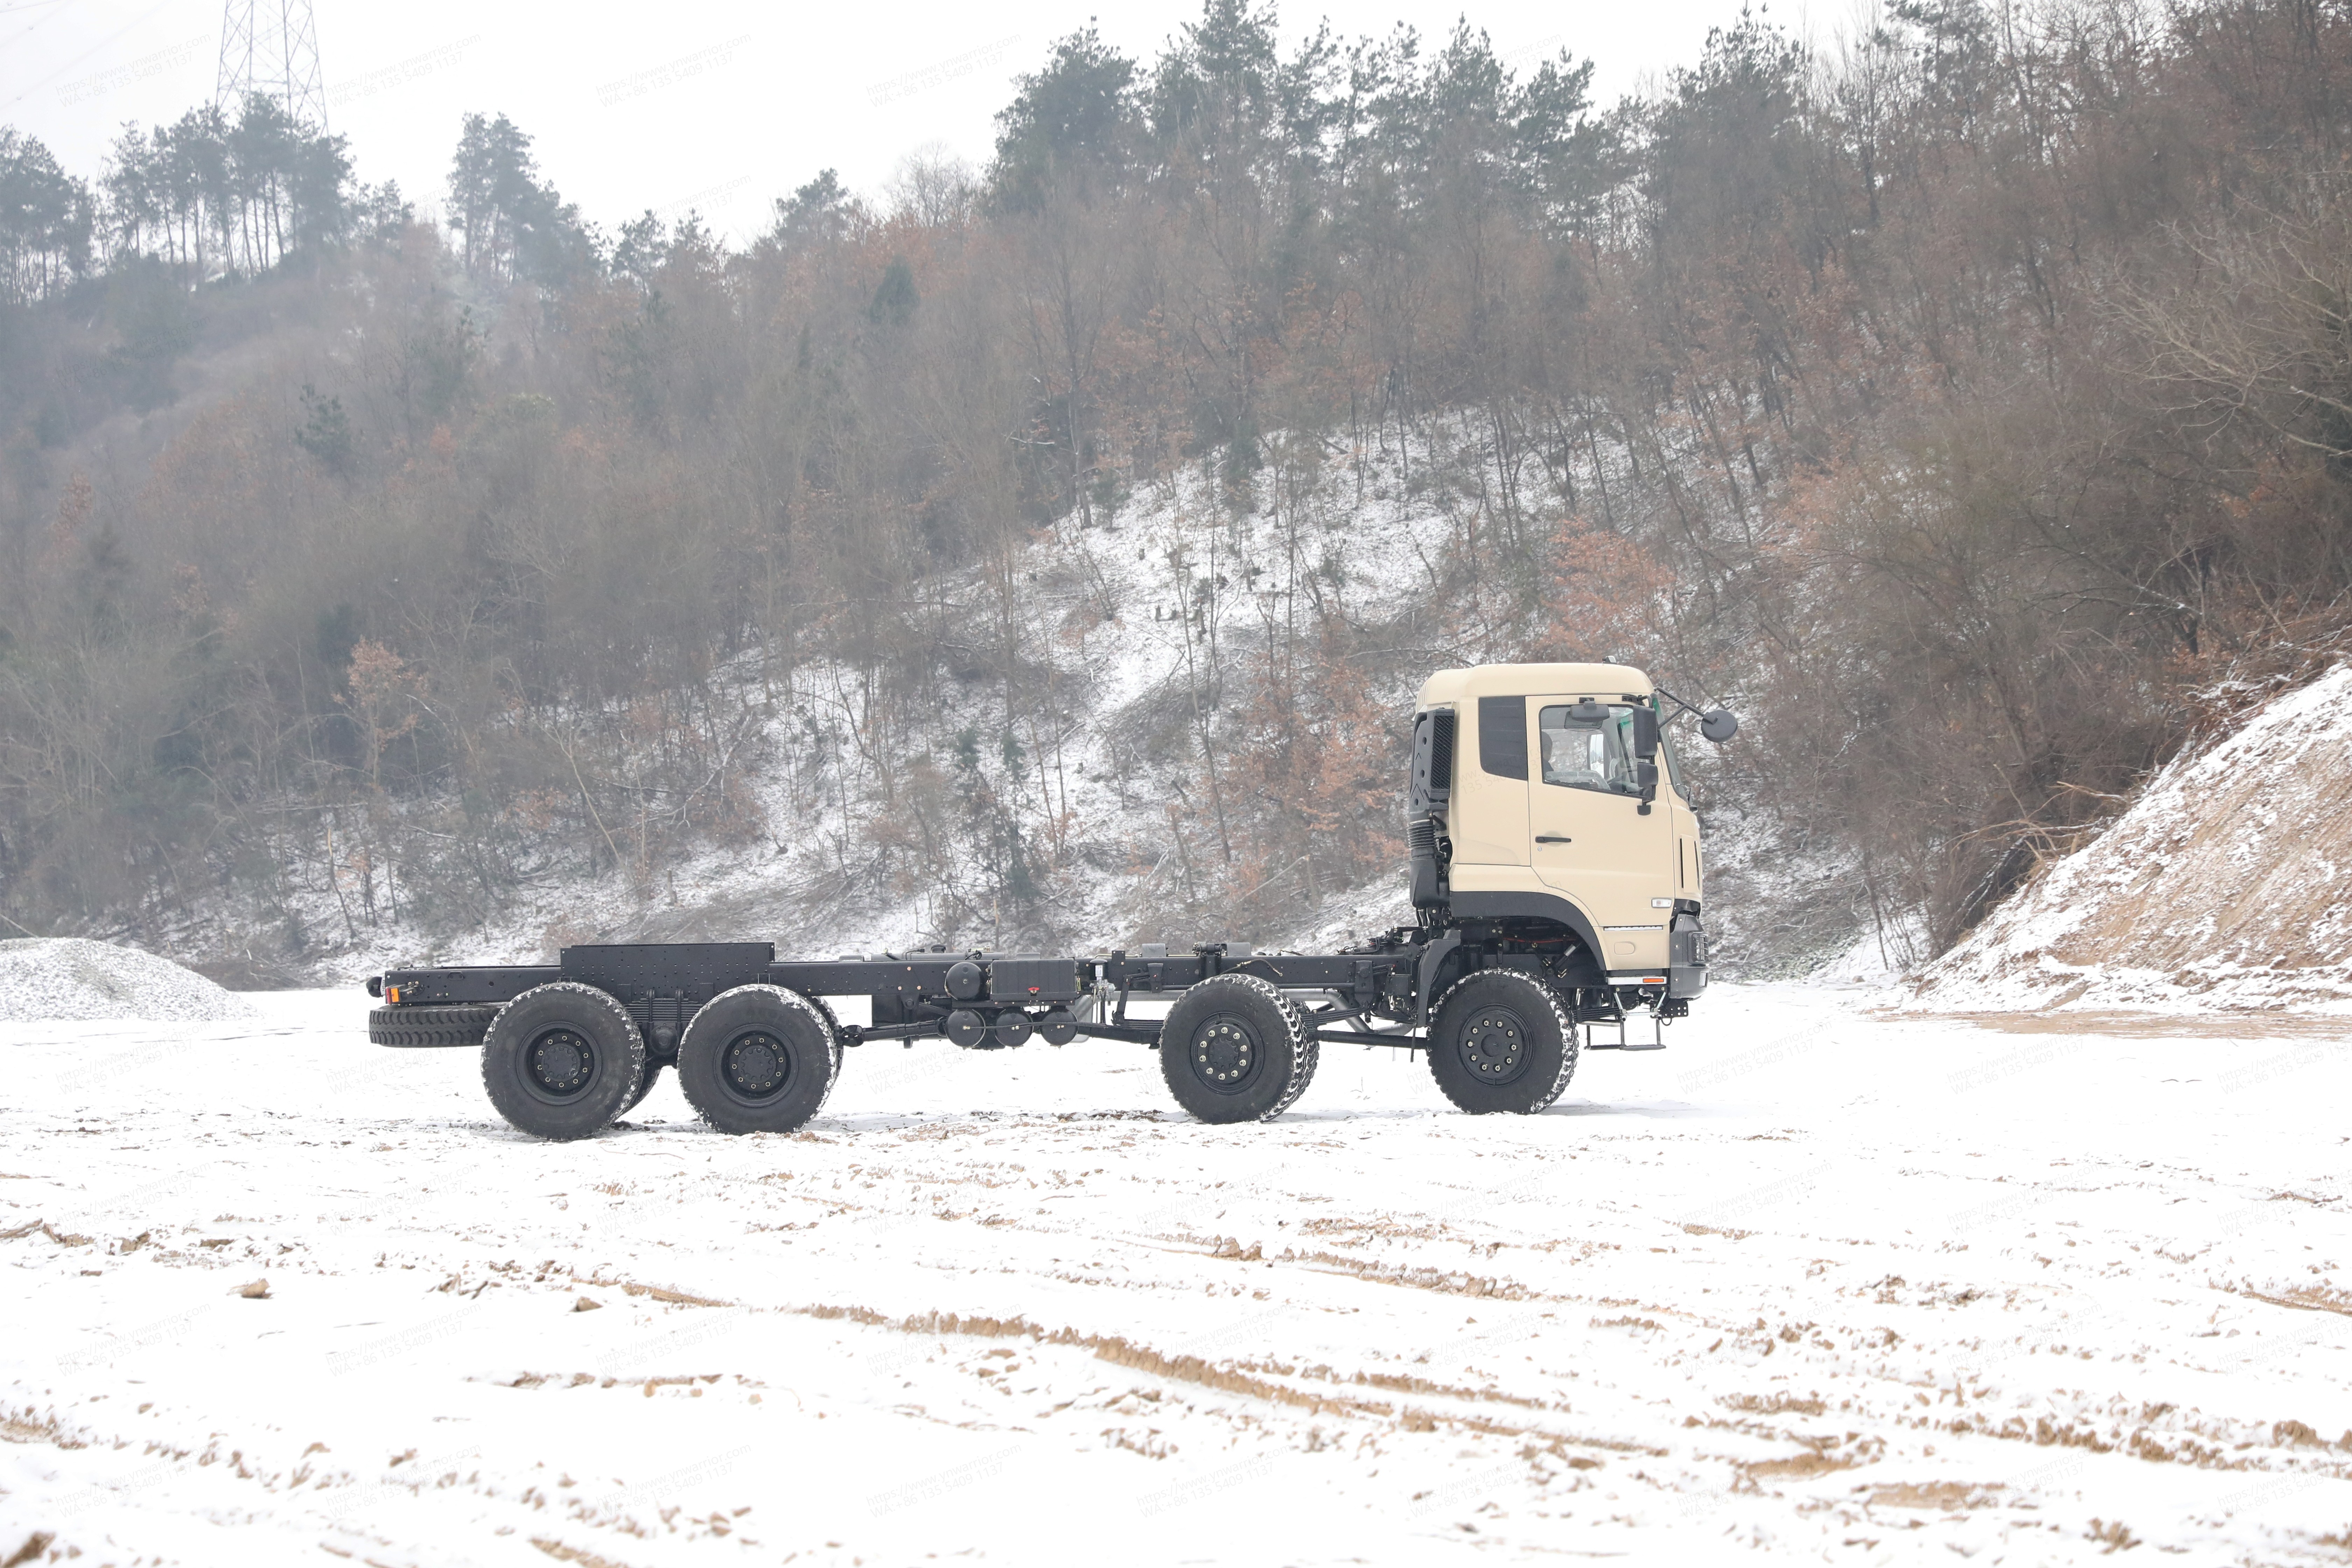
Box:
left=366, top=662, right=1736, bottom=1138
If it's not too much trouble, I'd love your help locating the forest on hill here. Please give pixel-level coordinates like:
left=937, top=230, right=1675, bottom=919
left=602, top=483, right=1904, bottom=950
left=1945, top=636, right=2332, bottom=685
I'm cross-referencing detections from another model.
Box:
left=0, top=0, right=2348, bottom=973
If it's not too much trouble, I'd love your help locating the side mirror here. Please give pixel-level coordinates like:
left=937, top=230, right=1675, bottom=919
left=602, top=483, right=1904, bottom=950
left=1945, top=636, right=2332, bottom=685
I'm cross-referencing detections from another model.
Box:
left=1700, top=709, right=1740, bottom=744
left=1631, top=707, right=1660, bottom=760
left=1636, top=759, right=1659, bottom=813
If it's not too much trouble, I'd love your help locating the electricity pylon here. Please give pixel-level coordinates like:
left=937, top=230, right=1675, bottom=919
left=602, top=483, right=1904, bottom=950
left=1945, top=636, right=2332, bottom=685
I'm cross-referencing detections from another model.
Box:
left=215, top=0, right=328, bottom=129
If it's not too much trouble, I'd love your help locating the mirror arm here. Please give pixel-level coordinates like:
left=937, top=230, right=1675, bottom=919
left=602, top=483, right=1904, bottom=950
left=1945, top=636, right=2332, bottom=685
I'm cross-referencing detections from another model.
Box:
left=1655, top=683, right=1738, bottom=744
left=1651, top=685, right=1712, bottom=726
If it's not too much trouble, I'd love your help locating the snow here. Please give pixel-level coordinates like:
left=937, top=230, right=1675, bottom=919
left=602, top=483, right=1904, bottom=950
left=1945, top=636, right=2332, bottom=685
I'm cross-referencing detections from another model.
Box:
left=7, top=985, right=2351, bottom=1563
left=0, top=939, right=256, bottom=1024
left=1908, top=662, right=2352, bottom=1012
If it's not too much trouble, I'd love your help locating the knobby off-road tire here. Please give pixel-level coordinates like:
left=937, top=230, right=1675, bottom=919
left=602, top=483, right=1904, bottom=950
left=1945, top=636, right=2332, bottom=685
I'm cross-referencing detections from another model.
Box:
left=369, top=1004, right=496, bottom=1048
left=1158, top=973, right=1318, bottom=1125
left=806, top=993, right=846, bottom=1080
left=616, top=1060, right=664, bottom=1118
left=479, top=983, right=647, bottom=1141
left=1426, top=970, right=1578, bottom=1115
left=676, top=985, right=840, bottom=1136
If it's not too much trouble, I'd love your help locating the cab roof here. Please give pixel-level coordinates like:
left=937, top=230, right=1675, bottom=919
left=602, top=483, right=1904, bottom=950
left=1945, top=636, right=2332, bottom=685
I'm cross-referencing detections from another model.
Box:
left=1416, top=662, right=1654, bottom=708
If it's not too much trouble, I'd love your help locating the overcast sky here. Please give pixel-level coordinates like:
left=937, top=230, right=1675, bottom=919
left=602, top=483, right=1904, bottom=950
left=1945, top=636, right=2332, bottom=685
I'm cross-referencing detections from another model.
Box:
left=5, top=0, right=1780, bottom=243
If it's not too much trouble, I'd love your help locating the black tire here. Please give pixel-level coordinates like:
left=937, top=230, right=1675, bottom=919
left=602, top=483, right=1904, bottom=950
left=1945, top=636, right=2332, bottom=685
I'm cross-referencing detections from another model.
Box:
left=807, top=994, right=846, bottom=1080
left=676, top=985, right=840, bottom=1135
left=1157, top=973, right=1317, bottom=1125
left=617, top=1060, right=663, bottom=1117
left=479, top=983, right=647, bottom=1141
left=1426, top=970, right=1577, bottom=1115
left=369, top=1004, right=497, bottom=1048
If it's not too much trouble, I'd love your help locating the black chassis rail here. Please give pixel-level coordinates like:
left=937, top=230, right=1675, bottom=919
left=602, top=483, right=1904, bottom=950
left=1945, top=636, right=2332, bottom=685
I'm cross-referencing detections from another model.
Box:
left=372, top=928, right=1682, bottom=1054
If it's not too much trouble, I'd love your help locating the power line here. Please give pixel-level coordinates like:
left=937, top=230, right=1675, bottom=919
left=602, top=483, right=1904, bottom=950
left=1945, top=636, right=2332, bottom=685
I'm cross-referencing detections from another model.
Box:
left=1, top=0, right=171, bottom=110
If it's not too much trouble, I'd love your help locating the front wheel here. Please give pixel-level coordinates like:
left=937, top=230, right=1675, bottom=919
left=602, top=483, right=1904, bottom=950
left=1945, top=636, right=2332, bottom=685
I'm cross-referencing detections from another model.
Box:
left=1157, top=973, right=1317, bottom=1124
left=676, top=985, right=840, bottom=1135
left=1426, top=970, right=1577, bottom=1115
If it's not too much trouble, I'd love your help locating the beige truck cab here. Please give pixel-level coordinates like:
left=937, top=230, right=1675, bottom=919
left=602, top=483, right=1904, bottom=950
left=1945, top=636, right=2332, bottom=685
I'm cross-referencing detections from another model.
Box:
left=1407, top=662, right=1729, bottom=1002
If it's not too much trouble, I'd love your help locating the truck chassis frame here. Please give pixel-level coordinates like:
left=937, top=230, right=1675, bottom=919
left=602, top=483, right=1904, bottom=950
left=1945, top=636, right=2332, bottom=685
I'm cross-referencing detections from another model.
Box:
left=370, top=926, right=1695, bottom=1140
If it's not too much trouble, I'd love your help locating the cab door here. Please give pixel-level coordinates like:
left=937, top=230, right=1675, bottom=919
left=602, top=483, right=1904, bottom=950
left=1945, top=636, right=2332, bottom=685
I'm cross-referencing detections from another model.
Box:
left=1526, top=696, right=1674, bottom=969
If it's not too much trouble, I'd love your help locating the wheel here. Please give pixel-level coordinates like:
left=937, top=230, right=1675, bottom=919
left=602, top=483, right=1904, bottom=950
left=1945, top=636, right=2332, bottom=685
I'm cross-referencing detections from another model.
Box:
left=675, top=985, right=840, bottom=1135
left=617, top=1060, right=664, bottom=1117
left=1157, top=973, right=1317, bottom=1125
left=369, top=1004, right=497, bottom=1048
left=1426, top=970, right=1578, bottom=1115
left=803, top=993, right=846, bottom=1079
left=479, top=983, right=647, bottom=1140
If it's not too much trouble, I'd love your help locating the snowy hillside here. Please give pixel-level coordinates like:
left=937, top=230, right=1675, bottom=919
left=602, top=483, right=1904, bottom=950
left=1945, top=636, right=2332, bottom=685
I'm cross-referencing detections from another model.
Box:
left=172, top=422, right=1765, bottom=988
left=1908, top=663, right=2352, bottom=1011
left=229, top=441, right=1461, bottom=983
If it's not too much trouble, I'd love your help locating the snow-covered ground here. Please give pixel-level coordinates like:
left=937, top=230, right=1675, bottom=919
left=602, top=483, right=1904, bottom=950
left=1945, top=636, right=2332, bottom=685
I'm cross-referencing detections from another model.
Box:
left=6, top=985, right=2349, bottom=1564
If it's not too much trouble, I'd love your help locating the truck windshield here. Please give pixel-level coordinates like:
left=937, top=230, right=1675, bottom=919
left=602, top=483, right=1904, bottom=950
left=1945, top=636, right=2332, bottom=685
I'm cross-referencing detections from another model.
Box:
left=1538, top=704, right=1642, bottom=796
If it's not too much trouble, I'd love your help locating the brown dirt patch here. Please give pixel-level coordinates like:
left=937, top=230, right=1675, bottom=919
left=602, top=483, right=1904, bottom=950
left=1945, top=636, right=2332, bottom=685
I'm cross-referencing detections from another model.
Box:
left=1865, top=1480, right=1996, bottom=1510
left=1746, top=1451, right=1863, bottom=1479
left=1882, top=1010, right=2352, bottom=1040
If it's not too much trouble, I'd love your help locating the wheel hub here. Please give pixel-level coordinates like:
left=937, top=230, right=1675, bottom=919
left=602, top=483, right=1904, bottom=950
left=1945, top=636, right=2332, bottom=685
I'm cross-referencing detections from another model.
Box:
left=528, top=1028, right=594, bottom=1096
left=1191, top=1015, right=1258, bottom=1090
left=1459, top=1006, right=1527, bottom=1081
left=723, top=1030, right=789, bottom=1097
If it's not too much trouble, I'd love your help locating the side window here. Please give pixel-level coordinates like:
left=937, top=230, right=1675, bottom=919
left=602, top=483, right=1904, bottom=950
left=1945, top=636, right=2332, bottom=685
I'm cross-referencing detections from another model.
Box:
left=1538, top=705, right=1639, bottom=796
left=1478, top=695, right=1527, bottom=779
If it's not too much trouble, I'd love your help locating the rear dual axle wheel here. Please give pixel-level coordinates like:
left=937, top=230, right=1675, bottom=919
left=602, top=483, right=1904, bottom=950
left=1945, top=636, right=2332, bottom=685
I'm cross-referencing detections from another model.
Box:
left=480, top=982, right=650, bottom=1141
left=674, top=985, right=842, bottom=1136
left=480, top=982, right=840, bottom=1140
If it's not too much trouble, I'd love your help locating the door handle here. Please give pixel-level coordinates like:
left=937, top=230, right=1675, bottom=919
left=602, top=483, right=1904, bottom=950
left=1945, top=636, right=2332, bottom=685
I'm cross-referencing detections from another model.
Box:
left=1535, top=834, right=1572, bottom=844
